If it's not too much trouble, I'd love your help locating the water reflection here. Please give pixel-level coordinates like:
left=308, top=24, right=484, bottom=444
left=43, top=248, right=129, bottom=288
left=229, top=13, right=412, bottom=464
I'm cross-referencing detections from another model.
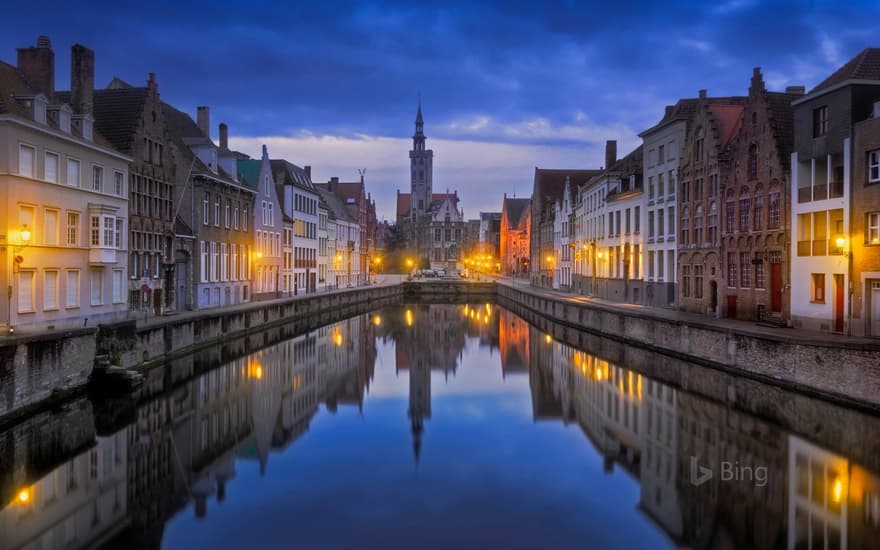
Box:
left=1, top=304, right=879, bottom=549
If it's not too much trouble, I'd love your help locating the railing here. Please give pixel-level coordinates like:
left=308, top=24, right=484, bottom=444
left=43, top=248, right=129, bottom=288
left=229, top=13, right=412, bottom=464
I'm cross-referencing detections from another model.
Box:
left=797, top=187, right=812, bottom=203
left=798, top=181, right=844, bottom=203
left=813, top=183, right=828, bottom=201
left=812, top=239, right=827, bottom=256
left=829, top=180, right=844, bottom=198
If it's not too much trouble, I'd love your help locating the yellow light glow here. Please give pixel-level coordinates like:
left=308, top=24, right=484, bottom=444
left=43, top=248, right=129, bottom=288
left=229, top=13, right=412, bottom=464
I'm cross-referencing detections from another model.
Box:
left=255, top=366, right=263, bottom=379
left=545, top=334, right=552, bottom=344
left=405, top=309, right=414, bottom=326
left=406, top=258, right=414, bottom=268
left=373, top=315, right=382, bottom=326
left=19, top=225, right=31, bottom=244
left=831, top=476, right=844, bottom=504
left=835, top=236, right=847, bottom=249
left=546, top=255, right=554, bottom=263
left=333, top=328, right=343, bottom=347
left=336, top=254, right=343, bottom=262
left=597, top=251, right=604, bottom=259
left=595, top=367, right=604, bottom=381
left=17, top=488, right=30, bottom=504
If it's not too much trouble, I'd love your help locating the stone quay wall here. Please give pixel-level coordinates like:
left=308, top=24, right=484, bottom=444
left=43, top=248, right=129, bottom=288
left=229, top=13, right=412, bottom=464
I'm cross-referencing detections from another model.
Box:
left=498, top=283, right=880, bottom=411
left=0, top=284, right=403, bottom=424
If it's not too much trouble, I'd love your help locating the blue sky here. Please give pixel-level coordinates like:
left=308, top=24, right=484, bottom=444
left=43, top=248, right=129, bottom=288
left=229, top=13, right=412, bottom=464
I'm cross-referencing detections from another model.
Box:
left=4, top=0, right=878, bottom=220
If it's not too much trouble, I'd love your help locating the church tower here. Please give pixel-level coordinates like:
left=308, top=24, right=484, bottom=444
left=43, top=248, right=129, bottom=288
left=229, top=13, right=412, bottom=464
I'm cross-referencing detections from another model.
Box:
left=409, top=99, right=433, bottom=218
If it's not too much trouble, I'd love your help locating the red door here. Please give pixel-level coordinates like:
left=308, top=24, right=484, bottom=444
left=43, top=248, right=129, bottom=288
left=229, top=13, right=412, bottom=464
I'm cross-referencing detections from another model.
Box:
left=727, top=295, right=738, bottom=319
left=770, top=263, right=782, bottom=312
left=834, top=274, right=844, bottom=332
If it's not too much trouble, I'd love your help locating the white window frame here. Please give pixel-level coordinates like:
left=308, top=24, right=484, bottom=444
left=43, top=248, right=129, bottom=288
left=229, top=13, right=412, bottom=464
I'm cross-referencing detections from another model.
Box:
left=67, top=211, right=80, bottom=246
left=44, top=208, right=60, bottom=246
left=19, top=144, right=35, bottom=178
left=44, top=269, right=59, bottom=311
left=112, top=269, right=125, bottom=304
left=65, top=269, right=80, bottom=309
left=45, top=151, right=59, bottom=183
left=18, top=269, right=36, bottom=313
left=868, top=212, right=880, bottom=245
left=92, top=165, right=104, bottom=192
left=870, top=150, right=880, bottom=183
left=67, top=157, right=81, bottom=187
left=90, top=270, right=104, bottom=306
left=113, top=171, right=124, bottom=195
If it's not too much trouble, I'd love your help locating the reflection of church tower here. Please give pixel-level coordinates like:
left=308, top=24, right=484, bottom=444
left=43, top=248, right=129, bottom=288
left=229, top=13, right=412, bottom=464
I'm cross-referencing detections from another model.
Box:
left=409, top=99, right=433, bottom=218
left=407, top=357, right=432, bottom=464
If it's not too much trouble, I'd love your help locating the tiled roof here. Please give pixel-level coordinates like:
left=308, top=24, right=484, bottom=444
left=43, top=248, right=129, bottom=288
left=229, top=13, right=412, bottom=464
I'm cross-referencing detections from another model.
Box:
left=162, top=102, right=240, bottom=185
left=396, top=191, right=459, bottom=219
left=764, top=91, right=800, bottom=161
left=502, top=197, right=530, bottom=229
left=532, top=168, right=601, bottom=218
left=237, top=159, right=261, bottom=189
left=270, top=159, right=316, bottom=192
left=0, top=61, right=118, bottom=151
left=318, top=187, right=357, bottom=223
left=57, top=87, right=148, bottom=155
left=608, top=144, right=643, bottom=176
left=639, top=98, right=699, bottom=137
left=707, top=103, right=745, bottom=149
left=810, top=48, right=880, bottom=94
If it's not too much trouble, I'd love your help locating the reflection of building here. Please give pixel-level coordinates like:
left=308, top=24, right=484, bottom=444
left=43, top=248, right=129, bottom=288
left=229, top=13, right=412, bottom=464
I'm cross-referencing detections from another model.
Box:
left=498, top=308, right=529, bottom=377
left=0, top=428, right=129, bottom=550
left=639, top=380, right=682, bottom=543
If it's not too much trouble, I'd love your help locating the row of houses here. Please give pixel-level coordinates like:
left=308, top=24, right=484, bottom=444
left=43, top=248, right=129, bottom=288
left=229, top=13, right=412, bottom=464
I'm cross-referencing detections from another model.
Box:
left=525, top=47, right=880, bottom=337
left=0, top=36, right=378, bottom=333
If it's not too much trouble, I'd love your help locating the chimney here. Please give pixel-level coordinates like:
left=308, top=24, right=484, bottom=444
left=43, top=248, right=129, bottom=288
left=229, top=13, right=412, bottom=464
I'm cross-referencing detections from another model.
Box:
left=785, top=85, right=806, bottom=95
left=219, top=122, right=228, bottom=149
left=197, top=106, right=209, bottom=137
left=17, top=36, right=55, bottom=97
left=698, top=89, right=707, bottom=99
left=304, top=165, right=311, bottom=180
left=70, top=44, right=94, bottom=115
left=605, top=140, right=617, bottom=170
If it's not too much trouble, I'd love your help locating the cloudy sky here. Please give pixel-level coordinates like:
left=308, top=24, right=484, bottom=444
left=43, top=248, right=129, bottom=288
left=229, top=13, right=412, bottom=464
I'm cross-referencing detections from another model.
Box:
left=3, top=1, right=877, bottom=220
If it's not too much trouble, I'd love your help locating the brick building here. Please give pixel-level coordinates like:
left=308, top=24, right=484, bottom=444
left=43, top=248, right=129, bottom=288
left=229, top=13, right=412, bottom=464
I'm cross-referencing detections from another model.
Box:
left=722, top=69, right=802, bottom=322
left=500, top=195, right=530, bottom=275
left=677, top=91, right=746, bottom=315
left=852, top=96, right=880, bottom=336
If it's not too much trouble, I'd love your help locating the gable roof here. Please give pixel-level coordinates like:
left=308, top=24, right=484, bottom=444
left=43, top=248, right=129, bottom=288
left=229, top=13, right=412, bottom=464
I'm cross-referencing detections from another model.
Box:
left=317, top=187, right=357, bottom=223
left=502, top=197, right=530, bottom=229
left=162, top=102, right=243, bottom=186
left=707, top=102, right=746, bottom=149
left=396, top=191, right=459, bottom=219
left=533, top=168, right=601, bottom=219
left=57, top=86, right=149, bottom=155
left=270, top=159, right=316, bottom=192
left=237, top=159, right=262, bottom=189
left=763, top=90, right=800, bottom=162
left=639, top=98, right=699, bottom=137
left=810, top=47, right=880, bottom=94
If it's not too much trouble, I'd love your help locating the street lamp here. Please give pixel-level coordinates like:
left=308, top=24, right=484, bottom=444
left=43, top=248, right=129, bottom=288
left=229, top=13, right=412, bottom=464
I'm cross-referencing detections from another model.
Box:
left=8, top=225, right=32, bottom=334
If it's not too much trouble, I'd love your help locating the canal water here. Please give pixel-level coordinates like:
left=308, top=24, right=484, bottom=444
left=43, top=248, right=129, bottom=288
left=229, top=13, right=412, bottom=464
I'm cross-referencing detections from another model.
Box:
left=2, top=304, right=880, bottom=549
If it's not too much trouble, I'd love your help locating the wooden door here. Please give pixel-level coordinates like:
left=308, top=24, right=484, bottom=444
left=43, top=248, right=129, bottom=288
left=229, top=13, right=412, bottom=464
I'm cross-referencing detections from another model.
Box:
left=834, top=274, right=844, bottom=333
left=727, top=295, right=737, bottom=319
left=770, top=263, right=782, bottom=312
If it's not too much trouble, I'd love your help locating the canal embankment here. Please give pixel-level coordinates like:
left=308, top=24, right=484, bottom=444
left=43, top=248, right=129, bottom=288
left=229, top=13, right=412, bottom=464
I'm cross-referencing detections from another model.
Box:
left=0, top=283, right=403, bottom=425
left=498, top=280, right=880, bottom=412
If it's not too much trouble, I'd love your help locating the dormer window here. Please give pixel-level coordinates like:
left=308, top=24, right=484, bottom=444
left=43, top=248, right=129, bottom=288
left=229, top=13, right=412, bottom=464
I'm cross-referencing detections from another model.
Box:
left=72, top=114, right=94, bottom=141
left=33, top=95, right=48, bottom=124
left=59, top=105, right=72, bottom=133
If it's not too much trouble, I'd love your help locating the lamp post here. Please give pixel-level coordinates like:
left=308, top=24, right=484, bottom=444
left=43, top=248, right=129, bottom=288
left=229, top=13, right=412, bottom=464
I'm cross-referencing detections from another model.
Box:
left=7, top=225, right=32, bottom=334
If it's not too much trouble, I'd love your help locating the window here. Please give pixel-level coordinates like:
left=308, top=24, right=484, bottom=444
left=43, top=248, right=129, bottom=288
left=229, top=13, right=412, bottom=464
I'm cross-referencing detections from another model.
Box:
left=19, top=144, right=35, bottom=177
left=634, top=206, right=641, bottom=233
left=113, top=171, right=124, bottom=195
left=695, top=128, right=705, bottom=161
left=67, top=212, right=79, bottom=246
left=753, top=196, right=764, bottom=232
left=658, top=173, right=665, bottom=197
left=234, top=206, right=239, bottom=229
left=658, top=145, right=664, bottom=165
left=92, top=165, right=103, bottom=192
left=694, top=265, right=703, bottom=299
left=625, top=209, right=631, bottom=234
left=740, top=252, right=751, bottom=287
left=694, top=178, right=703, bottom=202
left=65, top=270, right=79, bottom=308
left=18, top=270, right=35, bottom=313
left=45, top=152, right=59, bottom=183
left=648, top=211, right=655, bottom=237
left=90, top=216, right=100, bottom=246
left=726, top=201, right=735, bottom=233
left=680, top=207, right=689, bottom=245
left=211, top=241, right=219, bottom=281
left=44, top=270, right=58, bottom=310
left=214, top=197, right=221, bottom=226
left=225, top=200, right=231, bottom=228
left=746, top=144, right=757, bottom=180
left=867, top=212, right=880, bottom=245
left=739, top=197, right=751, bottom=232
left=812, top=106, right=828, bottom=137
left=682, top=179, right=690, bottom=202
left=242, top=207, right=248, bottom=231
left=708, top=202, right=718, bottom=244
left=44, top=209, right=59, bottom=245
left=668, top=206, right=675, bottom=235
left=755, top=254, right=766, bottom=289
left=90, top=270, right=103, bottom=306
left=112, top=270, right=124, bottom=303
left=727, top=252, right=737, bottom=288
left=67, top=158, right=80, bottom=187
left=709, top=174, right=718, bottom=197
left=200, top=241, right=209, bottom=283
left=869, top=150, right=880, bottom=183
left=768, top=192, right=781, bottom=229
left=103, top=217, right=114, bottom=247
left=694, top=205, right=703, bottom=244
left=682, top=265, right=690, bottom=297
left=811, top=273, right=825, bottom=303
left=115, top=219, right=124, bottom=249
left=203, top=193, right=210, bottom=225
left=648, top=176, right=654, bottom=198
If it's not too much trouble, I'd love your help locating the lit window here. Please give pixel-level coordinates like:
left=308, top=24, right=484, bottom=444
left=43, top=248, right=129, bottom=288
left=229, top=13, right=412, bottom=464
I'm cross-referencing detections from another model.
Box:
left=868, top=212, right=880, bottom=245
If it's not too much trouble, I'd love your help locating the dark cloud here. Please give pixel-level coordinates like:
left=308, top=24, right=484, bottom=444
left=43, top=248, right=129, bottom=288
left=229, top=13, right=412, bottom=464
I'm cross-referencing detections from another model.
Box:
left=3, top=0, right=877, bottom=142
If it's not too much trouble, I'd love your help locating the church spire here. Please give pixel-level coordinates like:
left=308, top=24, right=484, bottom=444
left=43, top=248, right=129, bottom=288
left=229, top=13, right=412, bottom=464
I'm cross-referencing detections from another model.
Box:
left=414, top=97, right=424, bottom=141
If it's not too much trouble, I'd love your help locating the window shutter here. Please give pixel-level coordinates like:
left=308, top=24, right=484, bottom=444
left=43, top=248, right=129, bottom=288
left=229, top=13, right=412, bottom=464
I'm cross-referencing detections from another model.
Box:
left=45, top=271, right=58, bottom=309
left=18, top=271, right=34, bottom=311
left=45, top=210, right=58, bottom=245
left=66, top=271, right=78, bottom=307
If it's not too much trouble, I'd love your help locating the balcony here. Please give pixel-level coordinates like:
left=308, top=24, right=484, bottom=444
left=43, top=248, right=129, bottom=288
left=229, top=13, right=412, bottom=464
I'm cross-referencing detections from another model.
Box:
left=797, top=181, right=844, bottom=203
left=89, top=247, right=118, bottom=265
